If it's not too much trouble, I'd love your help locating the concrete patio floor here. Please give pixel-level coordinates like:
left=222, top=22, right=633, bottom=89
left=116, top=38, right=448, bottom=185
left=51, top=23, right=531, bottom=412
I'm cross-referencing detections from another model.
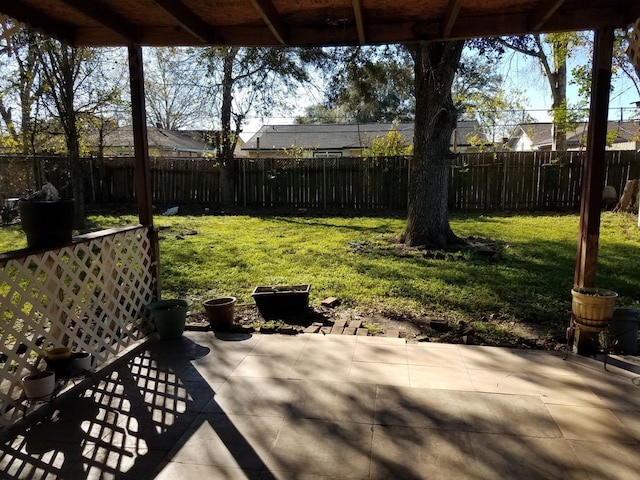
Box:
left=2, top=331, right=640, bottom=479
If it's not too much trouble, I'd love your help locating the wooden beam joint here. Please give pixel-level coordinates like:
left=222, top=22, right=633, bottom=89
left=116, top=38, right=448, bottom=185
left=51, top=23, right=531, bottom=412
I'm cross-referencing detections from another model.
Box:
left=152, top=0, right=219, bottom=44
left=249, top=0, right=288, bottom=45
left=529, top=0, right=566, bottom=31
left=441, top=0, right=462, bottom=38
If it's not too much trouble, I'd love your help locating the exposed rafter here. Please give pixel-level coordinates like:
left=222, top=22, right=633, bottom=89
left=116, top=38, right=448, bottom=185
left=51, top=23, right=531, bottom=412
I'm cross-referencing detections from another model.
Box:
left=441, top=0, right=462, bottom=38
left=59, top=0, right=138, bottom=44
left=0, top=3, right=74, bottom=44
left=249, top=0, right=288, bottom=45
left=352, top=0, right=366, bottom=44
left=529, top=0, right=565, bottom=31
left=152, top=0, right=219, bottom=44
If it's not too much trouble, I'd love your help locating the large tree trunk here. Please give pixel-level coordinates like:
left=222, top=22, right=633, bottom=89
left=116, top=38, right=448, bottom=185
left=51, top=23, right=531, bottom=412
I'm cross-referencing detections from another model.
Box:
left=550, top=36, right=568, bottom=151
left=403, top=40, right=464, bottom=248
left=219, top=47, right=239, bottom=207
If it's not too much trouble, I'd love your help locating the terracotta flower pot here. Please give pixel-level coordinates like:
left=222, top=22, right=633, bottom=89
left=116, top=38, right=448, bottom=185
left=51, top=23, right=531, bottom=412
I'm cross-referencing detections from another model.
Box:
left=203, top=297, right=236, bottom=331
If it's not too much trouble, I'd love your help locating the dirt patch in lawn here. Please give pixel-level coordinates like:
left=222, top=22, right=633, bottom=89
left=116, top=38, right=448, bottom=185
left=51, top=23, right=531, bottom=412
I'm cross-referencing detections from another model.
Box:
left=187, top=303, right=566, bottom=351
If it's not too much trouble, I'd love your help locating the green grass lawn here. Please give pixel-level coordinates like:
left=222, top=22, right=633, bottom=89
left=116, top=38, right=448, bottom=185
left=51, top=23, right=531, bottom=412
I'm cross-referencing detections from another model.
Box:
left=2, top=212, right=639, bottom=343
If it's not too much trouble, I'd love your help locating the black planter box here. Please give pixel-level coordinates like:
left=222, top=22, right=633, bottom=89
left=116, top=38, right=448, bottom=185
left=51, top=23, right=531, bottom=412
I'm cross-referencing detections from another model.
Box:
left=252, top=284, right=311, bottom=319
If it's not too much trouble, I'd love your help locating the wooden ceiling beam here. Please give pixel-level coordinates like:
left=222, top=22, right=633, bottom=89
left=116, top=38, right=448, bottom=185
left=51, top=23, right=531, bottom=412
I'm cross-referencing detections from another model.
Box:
left=0, top=3, right=74, bottom=44
left=152, top=0, right=219, bottom=44
left=59, top=0, right=138, bottom=44
left=528, top=0, right=566, bottom=31
left=441, top=0, right=462, bottom=38
left=249, top=0, right=288, bottom=45
left=352, top=0, right=366, bottom=44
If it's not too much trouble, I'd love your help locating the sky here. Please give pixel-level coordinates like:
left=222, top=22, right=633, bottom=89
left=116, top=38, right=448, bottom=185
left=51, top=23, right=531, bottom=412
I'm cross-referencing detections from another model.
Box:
left=238, top=43, right=640, bottom=143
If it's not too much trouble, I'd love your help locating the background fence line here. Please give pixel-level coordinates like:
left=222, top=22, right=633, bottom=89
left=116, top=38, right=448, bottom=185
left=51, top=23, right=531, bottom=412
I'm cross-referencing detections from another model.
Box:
left=1, top=151, right=639, bottom=212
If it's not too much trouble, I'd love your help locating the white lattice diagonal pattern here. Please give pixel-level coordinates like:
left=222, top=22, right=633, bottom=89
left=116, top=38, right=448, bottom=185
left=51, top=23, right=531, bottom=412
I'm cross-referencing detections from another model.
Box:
left=0, top=226, right=156, bottom=427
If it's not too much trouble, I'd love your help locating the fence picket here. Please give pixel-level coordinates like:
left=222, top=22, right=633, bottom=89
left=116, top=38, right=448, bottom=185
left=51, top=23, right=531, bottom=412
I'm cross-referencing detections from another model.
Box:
left=1, top=152, right=639, bottom=213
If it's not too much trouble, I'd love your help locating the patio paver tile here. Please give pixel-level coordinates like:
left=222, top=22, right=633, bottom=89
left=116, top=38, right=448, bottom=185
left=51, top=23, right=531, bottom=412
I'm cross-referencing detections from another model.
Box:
left=456, top=392, right=563, bottom=437
left=265, top=417, right=372, bottom=478
left=349, top=361, right=410, bottom=386
left=469, top=432, right=589, bottom=480
left=290, top=381, right=377, bottom=424
left=166, top=413, right=284, bottom=469
left=203, top=377, right=300, bottom=416
left=546, top=404, right=638, bottom=443
left=249, top=335, right=310, bottom=358
left=409, top=365, right=474, bottom=390
left=154, top=462, right=261, bottom=480
left=467, top=368, right=541, bottom=396
left=406, top=344, right=466, bottom=368
left=353, top=343, right=407, bottom=364
left=530, top=373, right=607, bottom=407
left=568, top=440, right=640, bottom=480
left=374, top=386, right=468, bottom=430
left=231, top=355, right=298, bottom=379
left=369, top=425, right=476, bottom=480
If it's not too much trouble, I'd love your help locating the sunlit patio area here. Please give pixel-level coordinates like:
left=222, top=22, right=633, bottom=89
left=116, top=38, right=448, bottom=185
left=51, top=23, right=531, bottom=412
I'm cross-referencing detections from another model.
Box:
left=2, top=330, right=639, bottom=479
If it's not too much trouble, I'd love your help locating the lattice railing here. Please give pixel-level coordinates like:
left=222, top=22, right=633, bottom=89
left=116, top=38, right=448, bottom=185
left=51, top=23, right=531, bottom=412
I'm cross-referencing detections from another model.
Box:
left=0, top=226, right=157, bottom=427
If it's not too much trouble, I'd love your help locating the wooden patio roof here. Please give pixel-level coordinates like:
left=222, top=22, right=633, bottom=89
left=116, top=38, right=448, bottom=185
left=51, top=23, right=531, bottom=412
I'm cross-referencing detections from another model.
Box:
left=3, top=0, right=640, bottom=48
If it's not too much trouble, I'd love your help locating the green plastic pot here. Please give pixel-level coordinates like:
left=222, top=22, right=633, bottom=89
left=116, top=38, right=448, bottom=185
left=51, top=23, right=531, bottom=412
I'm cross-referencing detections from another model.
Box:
left=146, top=298, right=192, bottom=339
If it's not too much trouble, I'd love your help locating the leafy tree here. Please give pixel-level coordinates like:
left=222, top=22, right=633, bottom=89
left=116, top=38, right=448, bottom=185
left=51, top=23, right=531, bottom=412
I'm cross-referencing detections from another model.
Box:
left=362, top=123, right=412, bottom=157
left=0, top=24, right=45, bottom=155
left=454, top=53, right=531, bottom=149
left=294, top=104, right=341, bottom=124
left=324, top=45, right=415, bottom=123
left=200, top=47, right=325, bottom=204
left=497, top=33, right=585, bottom=150
left=144, top=47, right=209, bottom=130
left=35, top=38, right=123, bottom=228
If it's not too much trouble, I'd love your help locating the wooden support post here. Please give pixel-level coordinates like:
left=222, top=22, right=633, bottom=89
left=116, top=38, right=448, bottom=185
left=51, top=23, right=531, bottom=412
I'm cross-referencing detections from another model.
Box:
left=128, top=46, right=161, bottom=298
left=572, top=28, right=614, bottom=354
left=574, top=28, right=614, bottom=289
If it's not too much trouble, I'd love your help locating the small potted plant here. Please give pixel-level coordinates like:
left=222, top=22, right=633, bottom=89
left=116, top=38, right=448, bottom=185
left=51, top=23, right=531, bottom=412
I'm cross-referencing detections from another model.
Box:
left=22, top=370, right=56, bottom=400
left=19, top=182, right=74, bottom=249
left=146, top=298, right=192, bottom=339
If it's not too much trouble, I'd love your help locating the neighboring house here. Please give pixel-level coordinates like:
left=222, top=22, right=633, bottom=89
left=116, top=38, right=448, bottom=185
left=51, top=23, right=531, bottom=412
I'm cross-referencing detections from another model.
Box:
left=241, top=121, right=487, bottom=158
left=506, top=121, right=640, bottom=151
left=86, top=125, right=224, bottom=157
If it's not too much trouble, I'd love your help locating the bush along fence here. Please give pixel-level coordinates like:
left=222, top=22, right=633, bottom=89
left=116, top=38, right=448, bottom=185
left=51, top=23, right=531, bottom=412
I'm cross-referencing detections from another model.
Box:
left=1, top=150, right=639, bottom=212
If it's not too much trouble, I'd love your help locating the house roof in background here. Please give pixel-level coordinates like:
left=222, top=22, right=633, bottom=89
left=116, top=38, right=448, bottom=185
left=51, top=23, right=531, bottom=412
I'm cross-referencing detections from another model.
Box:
left=242, top=121, right=484, bottom=151
left=2, top=1, right=638, bottom=48
left=88, top=126, right=217, bottom=153
left=511, top=121, right=640, bottom=147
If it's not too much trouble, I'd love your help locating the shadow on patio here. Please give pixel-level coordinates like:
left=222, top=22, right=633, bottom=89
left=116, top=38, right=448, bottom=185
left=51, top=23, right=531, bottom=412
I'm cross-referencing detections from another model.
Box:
left=2, top=332, right=640, bottom=479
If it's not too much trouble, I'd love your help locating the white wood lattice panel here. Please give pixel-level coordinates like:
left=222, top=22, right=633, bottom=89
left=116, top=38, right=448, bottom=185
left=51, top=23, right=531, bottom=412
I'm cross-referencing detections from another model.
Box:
left=0, top=226, right=156, bottom=427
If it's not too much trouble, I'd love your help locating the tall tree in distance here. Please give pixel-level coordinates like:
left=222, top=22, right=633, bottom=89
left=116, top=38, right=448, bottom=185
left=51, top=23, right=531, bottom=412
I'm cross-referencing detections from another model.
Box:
left=144, top=47, right=208, bottom=130
left=36, top=38, right=122, bottom=228
left=0, top=25, right=45, bottom=155
left=498, top=33, right=583, bottom=151
left=201, top=47, right=324, bottom=205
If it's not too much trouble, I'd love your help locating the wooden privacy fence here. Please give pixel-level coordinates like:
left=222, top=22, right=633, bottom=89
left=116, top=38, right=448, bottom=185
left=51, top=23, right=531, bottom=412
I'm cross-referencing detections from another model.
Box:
left=1, top=151, right=639, bottom=212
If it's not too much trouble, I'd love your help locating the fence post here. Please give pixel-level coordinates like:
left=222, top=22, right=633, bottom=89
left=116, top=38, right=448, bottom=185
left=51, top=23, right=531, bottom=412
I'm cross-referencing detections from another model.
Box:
left=501, top=152, right=508, bottom=210
left=243, top=157, right=247, bottom=208
left=323, top=158, right=327, bottom=210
